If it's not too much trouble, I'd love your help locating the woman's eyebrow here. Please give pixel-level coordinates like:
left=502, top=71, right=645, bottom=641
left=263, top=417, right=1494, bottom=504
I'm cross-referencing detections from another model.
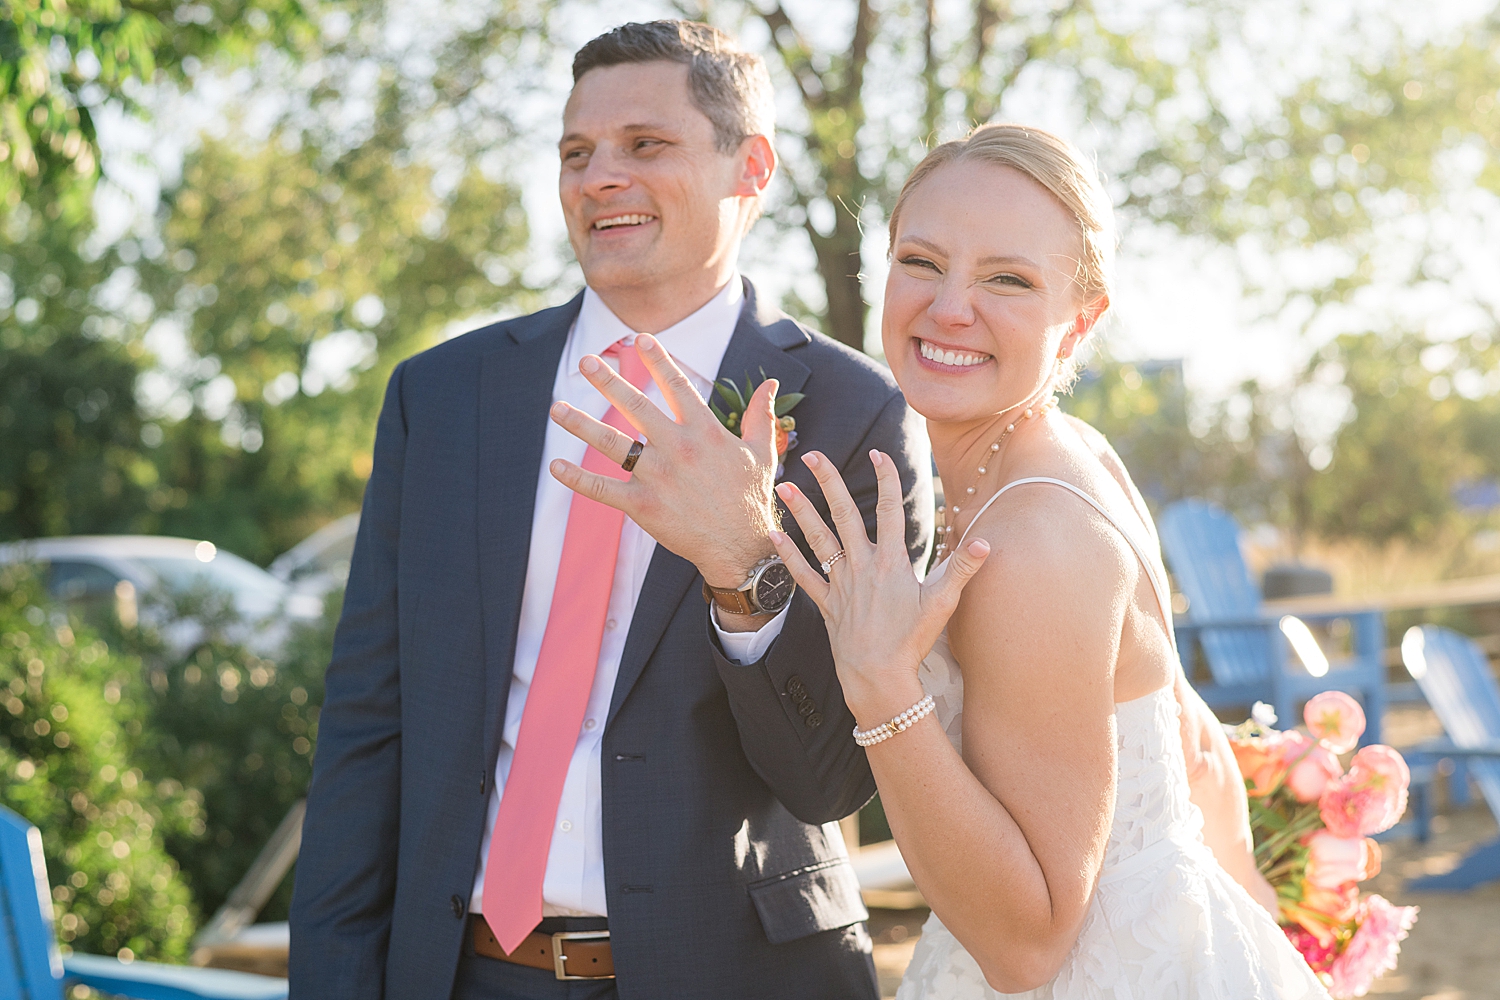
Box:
left=977, top=254, right=1042, bottom=269
left=898, top=236, right=1041, bottom=271
left=898, top=236, right=944, bottom=256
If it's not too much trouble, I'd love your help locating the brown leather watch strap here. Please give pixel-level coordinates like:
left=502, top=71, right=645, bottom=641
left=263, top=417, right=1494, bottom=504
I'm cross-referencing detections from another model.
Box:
left=472, top=916, right=615, bottom=979
left=703, top=579, right=757, bottom=616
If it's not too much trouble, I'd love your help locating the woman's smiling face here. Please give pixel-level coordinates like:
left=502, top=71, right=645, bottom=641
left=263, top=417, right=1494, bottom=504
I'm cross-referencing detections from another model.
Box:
left=882, top=158, right=1104, bottom=426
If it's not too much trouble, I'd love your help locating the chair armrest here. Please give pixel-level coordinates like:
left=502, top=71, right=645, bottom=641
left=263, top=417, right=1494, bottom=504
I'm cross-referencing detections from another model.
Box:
left=1174, top=617, right=1285, bottom=631
left=1408, top=738, right=1500, bottom=759
left=63, top=953, right=288, bottom=1000
left=1278, top=608, right=1382, bottom=626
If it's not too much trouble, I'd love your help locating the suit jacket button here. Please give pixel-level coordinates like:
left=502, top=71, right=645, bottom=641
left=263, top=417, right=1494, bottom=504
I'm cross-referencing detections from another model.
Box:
left=806, top=712, right=823, bottom=728
left=451, top=895, right=466, bottom=918
left=786, top=676, right=807, bottom=700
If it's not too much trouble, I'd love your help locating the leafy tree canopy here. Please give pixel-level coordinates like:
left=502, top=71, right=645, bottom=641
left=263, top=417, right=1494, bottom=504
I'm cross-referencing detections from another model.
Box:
left=1, top=0, right=319, bottom=218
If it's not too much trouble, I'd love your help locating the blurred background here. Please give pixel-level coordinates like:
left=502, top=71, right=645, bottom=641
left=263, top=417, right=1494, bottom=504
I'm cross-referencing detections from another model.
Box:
left=2, top=0, right=1499, bottom=995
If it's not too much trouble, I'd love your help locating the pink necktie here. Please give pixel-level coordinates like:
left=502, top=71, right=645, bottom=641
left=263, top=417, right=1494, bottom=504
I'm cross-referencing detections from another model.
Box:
left=482, top=338, right=651, bottom=953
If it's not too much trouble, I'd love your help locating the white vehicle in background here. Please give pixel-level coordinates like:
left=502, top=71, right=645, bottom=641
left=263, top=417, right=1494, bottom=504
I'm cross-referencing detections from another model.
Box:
left=268, top=513, right=359, bottom=596
left=0, top=535, right=323, bottom=658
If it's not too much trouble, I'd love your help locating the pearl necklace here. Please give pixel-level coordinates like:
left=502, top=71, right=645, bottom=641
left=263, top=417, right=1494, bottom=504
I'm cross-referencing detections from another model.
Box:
left=934, top=394, right=1058, bottom=559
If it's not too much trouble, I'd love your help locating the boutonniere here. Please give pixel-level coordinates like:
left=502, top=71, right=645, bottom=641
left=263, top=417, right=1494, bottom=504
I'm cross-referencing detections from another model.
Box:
left=710, top=372, right=804, bottom=477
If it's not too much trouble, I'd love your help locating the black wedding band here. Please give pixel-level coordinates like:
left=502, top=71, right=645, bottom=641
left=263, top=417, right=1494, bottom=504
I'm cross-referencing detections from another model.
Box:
left=621, top=440, right=644, bottom=473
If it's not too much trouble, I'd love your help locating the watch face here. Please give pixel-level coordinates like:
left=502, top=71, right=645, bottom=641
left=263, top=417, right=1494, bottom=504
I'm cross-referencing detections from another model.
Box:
left=753, top=561, right=796, bottom=613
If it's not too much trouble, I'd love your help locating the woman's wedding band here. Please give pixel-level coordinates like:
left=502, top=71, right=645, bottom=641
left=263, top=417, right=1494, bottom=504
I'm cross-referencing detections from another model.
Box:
left=621, top=440, right=644, bottom=473
left=820, top=550, right=845, bottom=574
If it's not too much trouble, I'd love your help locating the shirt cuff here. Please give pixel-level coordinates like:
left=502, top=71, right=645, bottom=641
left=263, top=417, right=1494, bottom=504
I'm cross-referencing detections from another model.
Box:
left=712, top=602, right=791, bottom=665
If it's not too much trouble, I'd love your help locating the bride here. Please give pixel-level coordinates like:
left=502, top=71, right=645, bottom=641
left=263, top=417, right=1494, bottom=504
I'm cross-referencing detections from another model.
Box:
left=766, top=124, right=1330, bottom=999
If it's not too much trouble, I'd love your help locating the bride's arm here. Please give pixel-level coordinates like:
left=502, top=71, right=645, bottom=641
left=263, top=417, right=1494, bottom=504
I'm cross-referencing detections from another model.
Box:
left=771, top=456, right=1124, bottom=994
left=1177, top=676, right=1279, bottom=915
left=1062, top=415, right=1277, bottom=914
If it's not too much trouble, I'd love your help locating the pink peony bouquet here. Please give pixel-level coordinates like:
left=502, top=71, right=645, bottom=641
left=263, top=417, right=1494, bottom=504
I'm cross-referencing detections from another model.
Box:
left=1228, top=691, right=1419, bottom=998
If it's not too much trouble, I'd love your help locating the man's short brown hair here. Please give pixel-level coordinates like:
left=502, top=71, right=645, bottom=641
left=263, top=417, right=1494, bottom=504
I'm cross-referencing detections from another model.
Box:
left=573, top=20, right=776, bottom=155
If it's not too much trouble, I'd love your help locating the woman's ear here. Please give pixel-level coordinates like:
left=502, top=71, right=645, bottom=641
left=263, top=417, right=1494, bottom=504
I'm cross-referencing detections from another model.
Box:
left=1061, top=293, right=1109, bottom=357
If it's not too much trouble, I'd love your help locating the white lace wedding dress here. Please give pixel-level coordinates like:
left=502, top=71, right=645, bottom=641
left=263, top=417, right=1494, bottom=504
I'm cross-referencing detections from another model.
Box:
left=896, top=478, right=1329, bottom=1000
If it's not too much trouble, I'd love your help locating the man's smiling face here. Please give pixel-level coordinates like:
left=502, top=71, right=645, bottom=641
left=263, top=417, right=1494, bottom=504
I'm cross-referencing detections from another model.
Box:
left=560, top=61, right=751, bottom=312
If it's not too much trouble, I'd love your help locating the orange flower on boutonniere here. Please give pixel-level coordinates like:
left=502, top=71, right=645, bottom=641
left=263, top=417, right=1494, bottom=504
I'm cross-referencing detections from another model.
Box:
left=709, top=372, right=804, bottom=478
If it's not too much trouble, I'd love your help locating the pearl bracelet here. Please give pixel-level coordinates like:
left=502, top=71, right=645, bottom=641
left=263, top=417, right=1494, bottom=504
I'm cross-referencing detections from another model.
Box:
left=852, top=694, right=935, bottom=747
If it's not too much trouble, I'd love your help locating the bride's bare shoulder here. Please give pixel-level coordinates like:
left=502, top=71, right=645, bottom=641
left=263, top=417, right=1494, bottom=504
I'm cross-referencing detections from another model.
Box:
left=949, top=479, right=1136, bottom=658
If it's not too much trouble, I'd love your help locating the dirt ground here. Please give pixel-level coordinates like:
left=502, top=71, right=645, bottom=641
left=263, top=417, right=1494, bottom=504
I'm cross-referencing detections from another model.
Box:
left=869, top=704, right=1500, bottom=1000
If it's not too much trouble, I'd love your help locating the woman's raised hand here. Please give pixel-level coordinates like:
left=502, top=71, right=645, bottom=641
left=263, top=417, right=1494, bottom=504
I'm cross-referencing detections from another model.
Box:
left=770, top=450, right=991, bottom=725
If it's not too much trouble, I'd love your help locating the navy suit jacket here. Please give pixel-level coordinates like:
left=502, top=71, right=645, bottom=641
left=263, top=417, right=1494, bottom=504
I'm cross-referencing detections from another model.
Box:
left=289, top=279, right=934, bottom=999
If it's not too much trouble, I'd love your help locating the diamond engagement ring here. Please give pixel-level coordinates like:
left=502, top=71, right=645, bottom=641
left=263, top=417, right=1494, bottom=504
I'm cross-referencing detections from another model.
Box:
left=820, top=550, right=845, bottom=574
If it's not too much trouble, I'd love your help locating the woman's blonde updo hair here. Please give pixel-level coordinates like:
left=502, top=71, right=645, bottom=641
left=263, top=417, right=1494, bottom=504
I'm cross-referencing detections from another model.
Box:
left=887, top=123, right=1117, bottom=309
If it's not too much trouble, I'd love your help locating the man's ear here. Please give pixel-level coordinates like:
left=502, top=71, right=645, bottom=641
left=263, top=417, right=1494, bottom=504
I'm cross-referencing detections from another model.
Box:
left=733, top=135, right=777, bottom=198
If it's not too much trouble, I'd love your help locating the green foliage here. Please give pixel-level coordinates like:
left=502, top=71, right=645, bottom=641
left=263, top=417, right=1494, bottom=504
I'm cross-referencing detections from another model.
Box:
left=0, top=327, right=152, bottom=539
left=1296, top=331, right=1500, bottom=543
left=124, top=586, right=335, bottom=920
left=121, top=116, right=532, bottom=562
left=1, top=5, right=538, bottom=563
left=0, top=565, right=198, bottom=961
left=0, top=186, right=158, bottom=541
left=0, top=0, right=319, bottom=215
left=1067, top=329, right=1500, bottom=550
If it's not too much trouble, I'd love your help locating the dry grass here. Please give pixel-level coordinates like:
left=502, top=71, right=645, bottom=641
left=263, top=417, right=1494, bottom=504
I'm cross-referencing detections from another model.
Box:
left=1242, top=529, right=1500, bottom=601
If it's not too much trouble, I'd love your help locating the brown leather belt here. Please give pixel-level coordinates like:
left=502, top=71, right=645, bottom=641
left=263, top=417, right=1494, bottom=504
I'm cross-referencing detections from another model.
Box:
left=471, top=915, right=615, bottom=980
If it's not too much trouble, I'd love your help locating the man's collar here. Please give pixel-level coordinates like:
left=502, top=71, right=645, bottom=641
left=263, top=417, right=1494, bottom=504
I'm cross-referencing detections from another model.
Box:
left=574, top=276, right=745, bottom=385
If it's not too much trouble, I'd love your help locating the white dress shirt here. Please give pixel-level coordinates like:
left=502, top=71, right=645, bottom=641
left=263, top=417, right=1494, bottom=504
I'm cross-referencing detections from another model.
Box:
left=471, top=276, right=790, bottom=917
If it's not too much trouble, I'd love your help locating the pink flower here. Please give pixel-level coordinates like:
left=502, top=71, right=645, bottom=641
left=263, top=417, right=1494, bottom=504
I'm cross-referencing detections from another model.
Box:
left=1286, top=742, right=1343, bottom=803
left=1283, top=924, right=1338, bottom=974
left=1305, top=831, right=1380, bottom=888
left=1319, top=745, right=1411, bottom=837
left=1304, top=691, right=1366, bottom=754
left=1327, top=894, right=1418, bottom=998
left=1232, top=734, right=1290, bottom=797
left=1298, top=879, right=1360, bottom=924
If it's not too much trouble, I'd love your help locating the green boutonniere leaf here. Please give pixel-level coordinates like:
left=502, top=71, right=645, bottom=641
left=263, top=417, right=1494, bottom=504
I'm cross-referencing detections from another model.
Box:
left=774, top=392, right=805, bottom=417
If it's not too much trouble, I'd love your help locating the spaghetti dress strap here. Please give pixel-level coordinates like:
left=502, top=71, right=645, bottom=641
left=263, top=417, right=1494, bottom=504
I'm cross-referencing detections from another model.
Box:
left=954, top=477, right=1176, bottom=648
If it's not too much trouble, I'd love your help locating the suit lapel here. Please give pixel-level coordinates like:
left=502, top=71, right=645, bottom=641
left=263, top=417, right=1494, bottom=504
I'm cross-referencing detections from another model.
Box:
left=478, top=294, right=580, bottom=762
left=608, top=280, right=812, bottom=724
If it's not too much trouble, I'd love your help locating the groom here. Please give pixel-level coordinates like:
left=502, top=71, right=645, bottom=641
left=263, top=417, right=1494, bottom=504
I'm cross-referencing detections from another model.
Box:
left=289, top=20, right=932, bottom=1000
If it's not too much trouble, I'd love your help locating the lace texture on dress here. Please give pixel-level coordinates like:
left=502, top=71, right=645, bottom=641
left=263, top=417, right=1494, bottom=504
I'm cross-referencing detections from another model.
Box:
left=897, top=668, right=1329, bottom=1000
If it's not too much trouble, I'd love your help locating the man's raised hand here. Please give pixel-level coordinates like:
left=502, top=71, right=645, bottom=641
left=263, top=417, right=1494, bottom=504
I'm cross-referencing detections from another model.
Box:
left=548, top=333, right=782, bottom=595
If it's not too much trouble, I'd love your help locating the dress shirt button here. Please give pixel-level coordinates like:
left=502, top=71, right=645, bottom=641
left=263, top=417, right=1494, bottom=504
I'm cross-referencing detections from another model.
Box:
left=450, top=895, right=466, bottom=919
left=584, top=718, right=598, bottom=730
left=560, top=819, right=573, bottom=832
left=606, top=618, right=618, bottom=630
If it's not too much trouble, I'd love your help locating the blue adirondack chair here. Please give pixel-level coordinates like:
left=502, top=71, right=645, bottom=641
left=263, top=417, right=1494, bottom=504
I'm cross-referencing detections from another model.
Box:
left=0, top=805, right=287, bottom=1000
left=1159, top=499, right=1386, bottom=745
left=1399, top=625, right=1500, bottom=890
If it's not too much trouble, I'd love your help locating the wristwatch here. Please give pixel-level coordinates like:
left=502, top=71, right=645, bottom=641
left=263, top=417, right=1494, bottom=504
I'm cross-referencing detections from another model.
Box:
left=702, top=556, right=797, bottom=617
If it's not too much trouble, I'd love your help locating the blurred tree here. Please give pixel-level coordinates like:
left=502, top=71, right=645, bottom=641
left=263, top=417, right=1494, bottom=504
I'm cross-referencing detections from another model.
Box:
left=1297, top=330, right=1499, bottom=544
left=671, top=1, right=1500, bottom=353
left=0, top=211, right=153, bottom=538
left=126, top=585, right=336, bottom=921
left=1065, top=327, right=1500, bottom=553
left=1, top=4, right=538, bottom=562
left=0, top=0, right=317, bottom=218
left=0, top=565, right=199, bottom=961
left=126, top=109, right=533, bottom=562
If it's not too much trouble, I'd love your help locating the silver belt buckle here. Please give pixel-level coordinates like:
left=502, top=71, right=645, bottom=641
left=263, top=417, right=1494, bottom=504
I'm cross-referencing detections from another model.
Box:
left=552, top=929, right=613, bottom=980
